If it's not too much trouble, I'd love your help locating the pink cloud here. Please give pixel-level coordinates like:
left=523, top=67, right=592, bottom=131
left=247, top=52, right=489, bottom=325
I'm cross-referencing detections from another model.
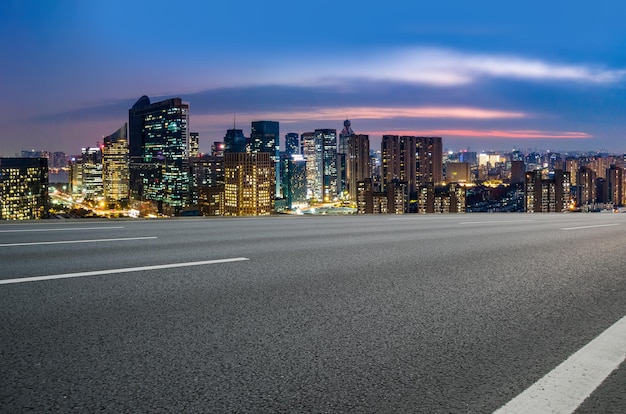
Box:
left=362, top=129, right=592, bottom=139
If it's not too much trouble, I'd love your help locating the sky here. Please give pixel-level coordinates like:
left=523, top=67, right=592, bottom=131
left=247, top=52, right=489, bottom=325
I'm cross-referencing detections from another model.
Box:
left=1, top=0, right=626, bottom=156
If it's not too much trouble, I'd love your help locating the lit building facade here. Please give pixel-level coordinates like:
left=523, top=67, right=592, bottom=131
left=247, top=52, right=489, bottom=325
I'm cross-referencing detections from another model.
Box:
left=250, top=121, right=280, bottom=197
left=0, top=158, right=49, bottom=220
left=224, top=152, right=273, bottom=216
left=315, top=129, right=338, bottom=201
left=381, top=135, right=443, bottom=195
left=347, top=134, right=371, bottom=202
left=301, top=132, right=322, bottom=200
left=189, top=132, right=200, bottom=158
left=417, top=183, right=466, bottom=214
left=103, top=123, right=129, bottom=208
left=280, top=153, right=307, bottom=208
left=577, top=166, right=596, bottom=207
left=284, top=133, right=299, bottom=156
left=606, top=165, right=623, bottom=206
left=525, top=170, right=571, bottom=212
left=128, top=95, right=190, bottom=214
left=81, top=146, right=103, bottom=202
left=190, top=155, right=224, bottom=206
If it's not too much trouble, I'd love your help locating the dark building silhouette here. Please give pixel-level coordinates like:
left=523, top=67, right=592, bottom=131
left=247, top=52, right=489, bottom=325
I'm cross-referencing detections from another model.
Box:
left=577, top=166, right=596, bottom=207
left=510, top=160, right=526, bottom=184
left=606, top=165, right=623, bottom=206
left=250, top=121, right=280, bottom=197
left=280, top=153, right=307, bottom=208
left=224, top=129, right=246, bottom=154
left=347, top=134, right=371, bottom=202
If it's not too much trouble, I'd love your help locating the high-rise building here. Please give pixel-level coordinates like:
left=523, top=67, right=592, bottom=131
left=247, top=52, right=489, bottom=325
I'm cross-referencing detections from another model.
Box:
left=0, top=158, right=49, bottom=220
left=347, top=134, right=370, bottom=201
left=224, top=129, right=246, bottom=154
left=280, top=153, right=307, bottom=208
left=68, top=155, right=83, bottom=196
left=189, top=132, right=200, bottom=157
left=224, top=152, right=273, bottom=216
left=577, top=166, right=596, bottom=207
left=81, top=146, right=103, bottom=202
left=525, top=169, right=571, bottom=212
left=315, top=129, right=338, bottom=201
left=128, top=96, right=190, bottom=214
left=103, top=123, right=129, bottom=208
left=301, top=132, right=322, bottom=200
left=381, top=135, right=443, bottom=195
left=189, top=155, right=224, bottom=206
left=417, top=183, right=466, bottom=214
left=357, top=178, right=406, bottom=214
left=606, top=165, right=623, bottom=206
left=250, top=121, right=280, bottom=197
left=284, top=133, right=299, bottom=155
left=510, top=160, right=526, bottom=184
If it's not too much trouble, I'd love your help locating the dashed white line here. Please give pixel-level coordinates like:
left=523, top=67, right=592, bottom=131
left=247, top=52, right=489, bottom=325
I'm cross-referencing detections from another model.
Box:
left=0, top=226, right=124, bottom=233
left=0, top=236, right=157, bottom=247
left=562, top=223, right=619, bottom=231
left=0, top=257, right=250, bottom=285
left=494, top=314, right=626, bottom=414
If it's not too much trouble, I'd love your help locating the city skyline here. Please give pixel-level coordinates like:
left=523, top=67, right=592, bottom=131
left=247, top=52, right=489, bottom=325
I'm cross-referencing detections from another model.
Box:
left=2, top=1, right=626, bottom=156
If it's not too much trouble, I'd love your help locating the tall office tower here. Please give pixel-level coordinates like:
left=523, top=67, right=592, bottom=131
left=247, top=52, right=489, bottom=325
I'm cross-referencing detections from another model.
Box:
left=212, top=141, right=225, bottom=157
left=81, top=146, right=103, bottom=202
left=565, top=157, right=579, bottom=186
left=525, top=169, right=571, bottom=212
left=224, top=129, right=246, bottom=153
left=577, top=166, right=596, bottom=207
left=250, top=121, right=280, bottom=197
left=338, top=119, right=354, bottom=155
left=284, top=133, right=299, bottom=156
left=595, top=178, right=608, bottom=203
left=68, top=155, right=83, bottom=195
left=315, top=129, right=338, bottom=201
left=606, top=165, right=623, bottom=206
left=0, top=158, right=49, bottom=220
left=103, top=123, right=130, bottom=208
left=189, top=132, right=200, bottom=157
left=347, top=134, right=371, bottom=201
left=128, top=96, right=190, bottom=214
left=224, top=152, right=273, bottom=216
left=189, top=155, right=224, bottom=206
left=280, top=153, right=307, bottom=208
left=337, top=120, right=354, bottom=196
left=510, top=160, right=526, bottom=184
left=381, top=135, right=443, bottom=195
left=301, top=132, right=322, bottom=200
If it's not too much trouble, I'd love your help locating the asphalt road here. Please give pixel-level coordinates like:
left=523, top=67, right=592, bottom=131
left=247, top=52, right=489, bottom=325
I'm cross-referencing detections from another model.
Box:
left=1, top=213, right=625, bottom=413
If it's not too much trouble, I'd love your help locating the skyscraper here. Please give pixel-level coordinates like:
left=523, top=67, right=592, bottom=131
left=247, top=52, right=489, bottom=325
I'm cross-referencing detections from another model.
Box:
left=0, top=157, right=49, bottom=220
left=315, top=129, right=338, bottom=201
left=347, top=134, right=371, bottom=201
left=577, top=166, right=596, bottom=207
left=250, top=121, right=280, bottom=197
left=128, top=96, right=190, bottom=215
left=224, top=152, right=273, bottom=216
left=301, top=132, right=322, bottom=200
left=285, top=133, right=299, bottom=156
left=189, top=132, right=200, bottom=157
left=525, top=170, right=571, bottom=212
left=606, top=165, right=623, bottom=206
left=224, top=129, right=246, bottom=154
left=381, top=135, right=443, bottom=195
left=81, top=146, right=103, bottom=202
left=103, top=123, right=129, bottom=208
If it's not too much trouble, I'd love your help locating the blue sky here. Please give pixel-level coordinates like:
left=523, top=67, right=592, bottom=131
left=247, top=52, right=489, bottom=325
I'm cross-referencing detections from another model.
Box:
left=1, top=0, right=626, bottom=156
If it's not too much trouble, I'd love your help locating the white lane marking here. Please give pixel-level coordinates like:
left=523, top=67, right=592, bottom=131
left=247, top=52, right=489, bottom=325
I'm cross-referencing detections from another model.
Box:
left=0, top=258, right=250, bottom=285
left=0, top=236, right=157, bottom=247
left=459, top=220, right=534, bottom=225
left=562, top=223, right=619, bottom=231
left=0, top=226, right=124, bottom=233
left=494, top=314, right=626, bottom=414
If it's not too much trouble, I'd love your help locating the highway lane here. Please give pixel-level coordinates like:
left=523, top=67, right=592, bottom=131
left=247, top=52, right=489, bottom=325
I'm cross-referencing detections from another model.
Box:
left=1, top=214, right=625, bottom=412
